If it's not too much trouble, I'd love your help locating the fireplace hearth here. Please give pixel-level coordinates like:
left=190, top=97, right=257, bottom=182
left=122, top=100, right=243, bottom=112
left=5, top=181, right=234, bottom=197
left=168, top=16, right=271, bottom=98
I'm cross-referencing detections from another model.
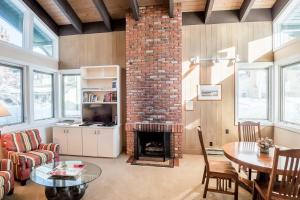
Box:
left=134, top=131, right=171, bottom=161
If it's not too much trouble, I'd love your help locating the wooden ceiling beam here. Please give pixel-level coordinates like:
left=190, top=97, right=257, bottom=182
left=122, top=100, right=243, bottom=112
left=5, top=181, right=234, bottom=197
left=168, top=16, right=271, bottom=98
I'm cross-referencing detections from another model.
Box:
left=240, top=0, right=256, bottom=22
left=129, top=0, right=139, bottom=21
left=169, top=0, right=174, bottom=18
left=272, top=0, right=290, bottom=20
left=22, top=0, right=58, bottom=35
left=53, top=0, right=82, bottom=33
left=204, top=0, right=215, bottom=24
left=92, top=0, right=112, bottom=31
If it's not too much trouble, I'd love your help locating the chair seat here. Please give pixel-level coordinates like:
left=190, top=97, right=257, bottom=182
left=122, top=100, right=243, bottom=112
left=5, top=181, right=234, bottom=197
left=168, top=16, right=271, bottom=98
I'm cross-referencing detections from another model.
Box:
left=209, top=160, right=238, bottom=178
left=22, top=150, right=55, bottom=168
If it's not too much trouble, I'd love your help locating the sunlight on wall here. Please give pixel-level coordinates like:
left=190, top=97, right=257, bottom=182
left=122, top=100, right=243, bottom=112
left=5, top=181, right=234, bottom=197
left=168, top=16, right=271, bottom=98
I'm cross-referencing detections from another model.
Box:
left=182, top=60, right=200, bottom=101
left=210, top=60, right=235, bottom=85
left=248, top=36, right=272, bottom=63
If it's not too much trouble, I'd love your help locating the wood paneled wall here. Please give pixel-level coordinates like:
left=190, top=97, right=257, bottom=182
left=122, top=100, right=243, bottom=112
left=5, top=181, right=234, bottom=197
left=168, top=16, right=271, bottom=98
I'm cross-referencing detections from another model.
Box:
left=59, top=22, right=274, bottom=154
left=59, top=31, right=125, bottom=69
left=182, top=22, right=274, bottom=154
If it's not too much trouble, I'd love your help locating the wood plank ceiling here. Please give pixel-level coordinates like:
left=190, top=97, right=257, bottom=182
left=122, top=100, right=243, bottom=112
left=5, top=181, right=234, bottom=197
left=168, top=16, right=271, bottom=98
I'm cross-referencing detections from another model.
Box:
left=26, top=0, right=284, bottom=35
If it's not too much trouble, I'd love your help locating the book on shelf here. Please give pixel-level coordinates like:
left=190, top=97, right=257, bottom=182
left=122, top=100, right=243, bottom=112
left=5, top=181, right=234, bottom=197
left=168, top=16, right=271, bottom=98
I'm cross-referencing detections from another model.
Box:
left=48, top=163, right=86, bottom=180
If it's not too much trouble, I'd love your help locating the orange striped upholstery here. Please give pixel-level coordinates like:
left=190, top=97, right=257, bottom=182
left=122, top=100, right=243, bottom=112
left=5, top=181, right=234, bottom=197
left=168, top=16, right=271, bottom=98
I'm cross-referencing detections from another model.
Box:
left=1, top=129, right=60, bottom=182
left=0, top=159, right=14, bottom=199
left=2, top=129, right=42, bottom=152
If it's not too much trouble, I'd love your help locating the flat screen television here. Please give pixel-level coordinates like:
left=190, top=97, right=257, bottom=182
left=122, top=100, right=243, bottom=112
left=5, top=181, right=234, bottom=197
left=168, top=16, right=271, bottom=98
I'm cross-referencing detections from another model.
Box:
left=82, top=104, right=113, bottom=124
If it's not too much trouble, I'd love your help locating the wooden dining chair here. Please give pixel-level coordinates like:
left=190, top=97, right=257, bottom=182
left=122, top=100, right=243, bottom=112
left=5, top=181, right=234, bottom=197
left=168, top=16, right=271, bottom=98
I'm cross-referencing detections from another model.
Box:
left=238, top=121, right=261, bottom=142
left=197, top=126, right=239, bottom=200
left=238, top=121, right=261, bottom=180
left=252, top=148, right=300, bottom=200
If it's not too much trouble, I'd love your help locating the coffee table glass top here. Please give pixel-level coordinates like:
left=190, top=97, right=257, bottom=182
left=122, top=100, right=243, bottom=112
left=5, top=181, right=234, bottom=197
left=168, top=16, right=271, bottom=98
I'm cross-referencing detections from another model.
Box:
left=30, top=161, right=102, bottom=188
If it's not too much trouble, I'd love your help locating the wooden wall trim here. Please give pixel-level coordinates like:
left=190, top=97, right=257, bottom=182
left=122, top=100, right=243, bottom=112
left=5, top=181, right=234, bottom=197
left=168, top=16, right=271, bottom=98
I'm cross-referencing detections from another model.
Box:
left=22, top=0, right=58, bottom=35
left=59, top=19, right=125, bottom=36
left=182, top=9, right=272, bottom=26
left=272, top=0, right=290, bottom=20
left=58, top=10, right=272, bottom=35
left=53, top=0, right=83, bottom=33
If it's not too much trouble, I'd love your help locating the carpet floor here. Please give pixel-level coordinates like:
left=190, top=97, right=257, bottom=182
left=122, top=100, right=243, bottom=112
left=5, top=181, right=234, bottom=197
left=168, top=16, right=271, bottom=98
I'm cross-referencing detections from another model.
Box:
left=6, top=154, right=251, bottom=200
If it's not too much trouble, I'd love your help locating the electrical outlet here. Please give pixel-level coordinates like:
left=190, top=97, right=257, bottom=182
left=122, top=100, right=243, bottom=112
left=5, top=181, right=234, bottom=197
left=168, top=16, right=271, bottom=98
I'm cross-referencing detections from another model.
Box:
left=209, top=142, right=213, bottom=146
left=225, top=129, right=229, bottom=134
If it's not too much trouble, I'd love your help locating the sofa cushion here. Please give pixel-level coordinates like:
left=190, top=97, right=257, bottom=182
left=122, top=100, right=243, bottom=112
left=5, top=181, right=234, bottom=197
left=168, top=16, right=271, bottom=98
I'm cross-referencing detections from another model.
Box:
left=2, top=129, right=42, bottom=152
left=25, top=129, right=42, bottom=151
left=23, top=150, right=54, bottom=168
left=2, top=132, right=28, bottom=152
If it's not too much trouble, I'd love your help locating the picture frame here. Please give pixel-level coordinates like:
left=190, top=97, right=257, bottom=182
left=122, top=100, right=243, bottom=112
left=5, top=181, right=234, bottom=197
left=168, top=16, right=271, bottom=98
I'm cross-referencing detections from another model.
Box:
left=197, top=84, right=222, bottom=101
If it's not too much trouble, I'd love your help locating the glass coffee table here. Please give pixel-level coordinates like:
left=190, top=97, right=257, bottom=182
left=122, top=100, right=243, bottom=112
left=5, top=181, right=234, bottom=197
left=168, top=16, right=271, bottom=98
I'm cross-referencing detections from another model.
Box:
left=30, top=161, right=101, bottom=200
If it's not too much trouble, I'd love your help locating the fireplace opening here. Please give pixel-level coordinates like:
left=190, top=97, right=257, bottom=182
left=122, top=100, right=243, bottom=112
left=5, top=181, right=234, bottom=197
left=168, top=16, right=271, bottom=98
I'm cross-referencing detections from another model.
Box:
left=134, top=131, right=171, bottom=161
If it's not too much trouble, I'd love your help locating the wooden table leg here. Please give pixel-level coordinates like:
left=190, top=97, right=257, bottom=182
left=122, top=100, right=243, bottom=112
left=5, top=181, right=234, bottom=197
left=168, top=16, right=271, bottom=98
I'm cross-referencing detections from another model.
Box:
left=238, top=171, right=270, bottom=193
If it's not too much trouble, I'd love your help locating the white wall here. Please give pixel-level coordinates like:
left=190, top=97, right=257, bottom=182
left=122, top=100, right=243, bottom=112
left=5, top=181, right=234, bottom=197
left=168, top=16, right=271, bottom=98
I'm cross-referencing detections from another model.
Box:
left=0, top=41, right=58, bottom=70
left=0, top=41, right=58, bottom=143
left=273, top=39, right=300, bottom=148
left=274, top=127, right=300, bottom=148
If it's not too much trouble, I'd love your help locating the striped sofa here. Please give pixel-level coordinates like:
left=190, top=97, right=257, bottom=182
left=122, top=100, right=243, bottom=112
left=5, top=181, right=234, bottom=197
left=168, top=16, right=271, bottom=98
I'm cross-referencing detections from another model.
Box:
left=0, top=159, right=14, bottom=199
left=1, top=129, right=59, bottom=185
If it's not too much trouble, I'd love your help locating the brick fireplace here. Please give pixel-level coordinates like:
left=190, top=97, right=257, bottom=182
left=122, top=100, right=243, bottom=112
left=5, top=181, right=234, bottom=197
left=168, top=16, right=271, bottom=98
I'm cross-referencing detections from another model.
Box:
left=125, top=4, right=183, bottom=163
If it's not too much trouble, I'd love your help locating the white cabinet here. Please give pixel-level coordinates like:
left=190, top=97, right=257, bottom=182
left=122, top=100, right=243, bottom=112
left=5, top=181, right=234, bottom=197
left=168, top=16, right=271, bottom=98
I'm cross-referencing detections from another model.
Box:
left=53, top=126, right=121, bottom=158
left=98, top=129, right=114, bottom=157
left=82, top=128, right=98, bottom=157
left=53, top=127, right=83, bottom=156
left=53, top=127, right=68, bottom=154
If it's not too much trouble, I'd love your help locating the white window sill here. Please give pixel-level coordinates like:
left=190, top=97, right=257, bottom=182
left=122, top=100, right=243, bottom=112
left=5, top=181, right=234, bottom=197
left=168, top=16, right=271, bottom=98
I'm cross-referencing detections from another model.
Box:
left=275, top=122, right=300, bottom=134
left=1, top=119, right=58, bottom=133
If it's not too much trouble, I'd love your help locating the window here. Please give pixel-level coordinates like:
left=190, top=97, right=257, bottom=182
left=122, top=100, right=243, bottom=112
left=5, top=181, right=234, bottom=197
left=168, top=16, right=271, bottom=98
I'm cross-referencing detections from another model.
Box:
left=274, top=1, right=300, bottom=49
left=62, top=75, right=81, bottom=117
left=237, top=65, right=271, bottom=121
left=33, top=71, right=54, bottom=120
left=281, top=63, right=300, bottom=125
left=0, top=64, right=24, bottom=126
left=33, top=20, right=54, bottom=57
left=0, top=0, right=24, bottom=47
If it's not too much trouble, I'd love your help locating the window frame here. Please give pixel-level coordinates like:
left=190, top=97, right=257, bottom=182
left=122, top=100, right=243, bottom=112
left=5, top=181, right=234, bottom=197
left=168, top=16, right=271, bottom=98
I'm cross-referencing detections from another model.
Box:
left=0, top=0, right=59, bottom=59
left=273, top=0, right=299, bottom=51
left=235, top=62, right=274, bottom=125
left=32, top=70, right=55, bottom=121
left=279, top=63, right=300, bottom=126
left=32, top=17, right=57, bottom=58
left=61, top=73, right=81, bottom=119
left=0, top=62, right=25, bottom=126
left=0, top=0, right=26, bottom=48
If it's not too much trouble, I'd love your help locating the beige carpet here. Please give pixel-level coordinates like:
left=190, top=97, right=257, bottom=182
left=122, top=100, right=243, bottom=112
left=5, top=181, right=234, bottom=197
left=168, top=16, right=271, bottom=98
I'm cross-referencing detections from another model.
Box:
left=6, top=154, right=251, bottom=200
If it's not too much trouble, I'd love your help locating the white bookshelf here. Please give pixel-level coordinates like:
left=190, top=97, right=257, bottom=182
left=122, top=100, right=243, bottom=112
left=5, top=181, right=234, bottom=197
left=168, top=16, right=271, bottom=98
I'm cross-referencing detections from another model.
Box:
left=81, top=65, right=121, bottom=125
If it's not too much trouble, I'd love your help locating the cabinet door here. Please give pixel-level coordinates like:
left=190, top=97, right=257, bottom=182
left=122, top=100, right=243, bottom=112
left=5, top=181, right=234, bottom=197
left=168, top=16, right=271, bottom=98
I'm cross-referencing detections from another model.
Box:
left=66, top=128, right=82, bottom=156
left=98, top=129, right=114, bottom=157
left=53, top=127, right=68, bottom=154
left=82, top=128, right=98, bottom=157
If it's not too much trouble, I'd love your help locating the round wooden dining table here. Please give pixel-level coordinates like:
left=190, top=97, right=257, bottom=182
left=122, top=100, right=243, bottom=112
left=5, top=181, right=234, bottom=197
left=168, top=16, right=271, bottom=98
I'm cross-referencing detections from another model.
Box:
left=223, top=142, right=281, bottom=191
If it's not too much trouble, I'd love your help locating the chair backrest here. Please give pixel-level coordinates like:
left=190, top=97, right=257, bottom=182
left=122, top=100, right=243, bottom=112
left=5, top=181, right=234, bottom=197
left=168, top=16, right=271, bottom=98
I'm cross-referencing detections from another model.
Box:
left=267, top=148, right=300, bottom=200
left=238, top=121, right=261, bottom=142
left=1, top=129, right=42, bottom=152
left=197, top=126, right=209, bottom=171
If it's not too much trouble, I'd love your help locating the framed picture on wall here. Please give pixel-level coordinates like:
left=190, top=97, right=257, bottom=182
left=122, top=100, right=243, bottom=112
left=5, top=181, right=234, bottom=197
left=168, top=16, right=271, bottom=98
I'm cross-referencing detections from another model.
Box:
left=197, top=84, right=222, bottom=100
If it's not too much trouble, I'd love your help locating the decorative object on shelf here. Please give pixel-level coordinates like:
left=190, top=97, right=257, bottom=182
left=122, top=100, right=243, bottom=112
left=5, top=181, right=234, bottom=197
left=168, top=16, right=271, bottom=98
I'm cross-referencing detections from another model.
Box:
left=0, top=104, right=10, bottom=138
left=197, top=84, right=222, bottom=100
left=257, top=137, right=274, bottom=154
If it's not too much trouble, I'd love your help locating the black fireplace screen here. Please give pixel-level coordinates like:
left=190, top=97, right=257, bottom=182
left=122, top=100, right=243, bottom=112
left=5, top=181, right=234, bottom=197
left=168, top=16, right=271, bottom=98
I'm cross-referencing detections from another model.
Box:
left=134, top=131, right=171, bottom=161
